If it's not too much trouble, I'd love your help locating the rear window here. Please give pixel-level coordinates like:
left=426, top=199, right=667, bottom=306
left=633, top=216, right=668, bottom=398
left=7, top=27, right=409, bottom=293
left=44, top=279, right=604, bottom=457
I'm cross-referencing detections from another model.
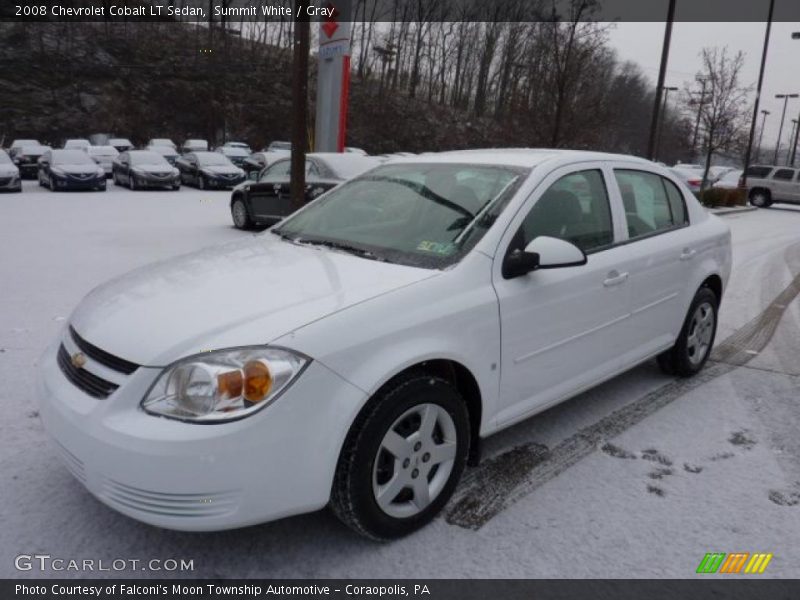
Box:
left=615, top=170, right=687, bottom=239
left=746, top=166, right=773, bottom=178
left=773, top=169, right=796, bottom=181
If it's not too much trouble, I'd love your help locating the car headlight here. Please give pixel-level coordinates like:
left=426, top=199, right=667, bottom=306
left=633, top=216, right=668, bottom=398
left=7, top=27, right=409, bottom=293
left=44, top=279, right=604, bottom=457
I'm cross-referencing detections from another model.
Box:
left=51, top=167, right=65, bottom=176
left=141, top=347, right=309, bottom=423
left=201, top=169, right=214, bottom=178
left=172, top=168, right=179, bottom=177
left=96, top=168, right=105, bottom=177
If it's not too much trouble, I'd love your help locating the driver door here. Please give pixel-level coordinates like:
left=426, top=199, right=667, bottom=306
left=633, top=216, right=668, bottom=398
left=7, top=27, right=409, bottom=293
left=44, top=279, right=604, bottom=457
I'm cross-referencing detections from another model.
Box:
left=493, top=164, right=633, bottom=426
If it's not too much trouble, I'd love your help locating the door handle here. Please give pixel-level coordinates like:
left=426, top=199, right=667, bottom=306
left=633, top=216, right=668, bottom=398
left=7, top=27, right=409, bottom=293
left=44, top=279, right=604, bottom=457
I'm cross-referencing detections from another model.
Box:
left=603, top=270, right=629, bottom=287
left=680, top=248, right=697, bottom=261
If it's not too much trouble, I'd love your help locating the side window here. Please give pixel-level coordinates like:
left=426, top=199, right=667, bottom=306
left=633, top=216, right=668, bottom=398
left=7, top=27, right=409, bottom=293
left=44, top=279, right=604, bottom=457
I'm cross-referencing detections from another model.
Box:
left=517, top=169, right=613, bottom=254
left=663, top=177, right=688, bottom=225
left=773, top=169, right=795, bottom=181
left=615, top=170, right=680, bottom=239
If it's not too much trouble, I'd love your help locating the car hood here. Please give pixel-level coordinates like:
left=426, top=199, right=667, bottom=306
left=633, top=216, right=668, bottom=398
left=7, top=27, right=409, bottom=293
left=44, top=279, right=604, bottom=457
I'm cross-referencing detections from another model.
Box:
left=134, top=164, right=175, bottom=174
left=70, top=235, right=437, bottom=367
left=202, top=165, right=242, bottom=175
left=55, top=164, right=100, bottom=174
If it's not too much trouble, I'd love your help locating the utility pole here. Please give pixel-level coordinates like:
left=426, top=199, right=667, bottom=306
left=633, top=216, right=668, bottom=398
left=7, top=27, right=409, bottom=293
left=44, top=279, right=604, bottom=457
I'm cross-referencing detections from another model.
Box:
left=290, top=4, right=310, bottom=209
left=654, top=86, right=678, bottom=162
left=773, top=93, right=799, bottom=165
left=742, top=0, right=775, bottom=188
left=789, top=119, right=799, bottom=165
left=755, top=110, right=770, bottom=163
left=690, top=77, right=707, bottom=160
left=646, top=0, right=677, bottom=160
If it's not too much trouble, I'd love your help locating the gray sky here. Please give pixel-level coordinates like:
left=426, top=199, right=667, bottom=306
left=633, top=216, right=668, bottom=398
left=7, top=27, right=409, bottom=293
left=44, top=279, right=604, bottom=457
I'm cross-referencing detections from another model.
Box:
left=607, top=21, right=800, bottom=151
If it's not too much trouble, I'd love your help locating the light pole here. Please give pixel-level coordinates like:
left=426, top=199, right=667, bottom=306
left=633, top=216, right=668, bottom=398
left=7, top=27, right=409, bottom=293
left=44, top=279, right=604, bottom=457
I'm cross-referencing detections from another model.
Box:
left=646, top=0, right=677, bottom=160
left=791, top=118, right=800, bottom=167
left=742, top=0, right=775, bottom=187
left=756, top=110, right=770, bottom=163
left=654, top=86, right=678, bottom=162
left=774, top=93, right=799, bottom=165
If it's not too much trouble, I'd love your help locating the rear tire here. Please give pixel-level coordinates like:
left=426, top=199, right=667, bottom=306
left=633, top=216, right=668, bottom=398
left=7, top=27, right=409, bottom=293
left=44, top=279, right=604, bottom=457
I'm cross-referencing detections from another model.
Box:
left=657, top=286, right=718, bottom=377
left=331, top=371, right=469, bottom=540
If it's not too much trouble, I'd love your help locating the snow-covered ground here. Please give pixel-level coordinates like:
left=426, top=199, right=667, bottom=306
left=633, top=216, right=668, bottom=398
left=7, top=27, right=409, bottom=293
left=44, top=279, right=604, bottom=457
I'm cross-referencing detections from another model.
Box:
left=1, top=181, right=799, bottom=578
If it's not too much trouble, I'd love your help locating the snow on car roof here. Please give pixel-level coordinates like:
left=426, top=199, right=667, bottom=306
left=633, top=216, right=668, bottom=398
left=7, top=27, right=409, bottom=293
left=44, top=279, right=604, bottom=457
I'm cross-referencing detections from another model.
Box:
left=381, top=148, right=654, bottom=169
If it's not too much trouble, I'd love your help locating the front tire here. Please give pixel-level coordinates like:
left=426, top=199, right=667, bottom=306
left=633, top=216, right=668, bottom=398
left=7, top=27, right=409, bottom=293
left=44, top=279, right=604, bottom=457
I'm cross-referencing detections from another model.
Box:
left=231, top=198, right=254, bottom=230
left=129, top=175, right=138, bottom=191
left=749, top=189, right=771, bottom=208
left=658, top=286, right=718, bottom=377
left=331, top=372, right=469, bottom=540
left=198, top=175, right=206, bottom=190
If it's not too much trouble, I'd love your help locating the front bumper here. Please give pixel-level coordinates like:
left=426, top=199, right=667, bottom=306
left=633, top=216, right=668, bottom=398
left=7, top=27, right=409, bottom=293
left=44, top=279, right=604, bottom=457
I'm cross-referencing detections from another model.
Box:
left=205, top=174, right=245, bottom=189
left=134, top=174, right=180, bottom=188
left=51, top=174, right=106, bottom=190
left=0, top=174, right=21, bottom=191
left=17, top=163, right=39, bottom=178
left=36, top=338, right=366, bottom=531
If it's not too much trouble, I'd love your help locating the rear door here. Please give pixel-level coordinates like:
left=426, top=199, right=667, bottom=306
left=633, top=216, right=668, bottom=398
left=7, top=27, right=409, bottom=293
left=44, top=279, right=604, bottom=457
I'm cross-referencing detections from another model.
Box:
left=772, top=168, right=798, bottom=203
left=249, top=159, right=292, bottom=221
left=607, top=166, right=694, bottom=363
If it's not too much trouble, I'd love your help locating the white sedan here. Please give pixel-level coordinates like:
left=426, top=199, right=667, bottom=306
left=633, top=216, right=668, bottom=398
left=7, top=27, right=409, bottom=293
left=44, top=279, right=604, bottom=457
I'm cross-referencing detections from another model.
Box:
left=37, top=149, right=731, bottom=539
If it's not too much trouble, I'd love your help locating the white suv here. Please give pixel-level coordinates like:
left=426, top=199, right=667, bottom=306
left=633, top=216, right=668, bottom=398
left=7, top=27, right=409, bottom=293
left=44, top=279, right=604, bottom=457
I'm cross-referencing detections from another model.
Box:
left=746, top=165, right=800, bottom=207
left=38, top=149, right=731, bottom=539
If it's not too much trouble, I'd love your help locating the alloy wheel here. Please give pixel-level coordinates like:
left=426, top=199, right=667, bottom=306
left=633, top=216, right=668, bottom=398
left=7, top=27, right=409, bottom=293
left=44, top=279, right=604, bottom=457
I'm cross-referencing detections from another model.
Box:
left=372, top=403, right=458, bottom=519
left=686, top=301, right=714, bottom=366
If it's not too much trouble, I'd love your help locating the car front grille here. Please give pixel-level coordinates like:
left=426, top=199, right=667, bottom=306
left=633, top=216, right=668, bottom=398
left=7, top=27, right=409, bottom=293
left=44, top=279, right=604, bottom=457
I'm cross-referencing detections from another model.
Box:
left=57, top=344, right=120, bottom=399
left=69, top=326, right=139, bottom=375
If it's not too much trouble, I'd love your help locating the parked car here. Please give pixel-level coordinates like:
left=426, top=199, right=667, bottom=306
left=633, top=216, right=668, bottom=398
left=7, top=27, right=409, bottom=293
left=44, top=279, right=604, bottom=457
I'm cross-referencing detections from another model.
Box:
left=230, top=153, right=381, bottom=229
left=707, top=166, right=734, bottom=183
left=13, top=144, right=51, bottom=178
left=669, top=168, right=703, bottom=195
left=266, top=141, right=291, bottom=152
left=745, top=165, right=800, bottom=208
left=181, top=139, right=208, bottom=154
left=0, top=150, right=22, bottom=192
left=38, top=149, right=106, bottom=191
left=108, top=138, right=134, bottom=153
left=112, top=150, right=181, bottom=190
left=222, top=141, right=252, bottom=154
left=37, top=149, right=731, bottom=539
left=63, top=139, right=91, bottom=150
left=147, top=138, right=177, bottom=150
left=146, top=144, right=180, bottom=166
left=85, top=145, right=119, bottom=178
left=8, top=139, right=40, bottom=159
left=215, top=145, right=249, bottom=167
left=712, top=169, right=744, bottom=190
left=176, top=151, right=245, bottom=189
left=241, top=151, right=289, bottom=178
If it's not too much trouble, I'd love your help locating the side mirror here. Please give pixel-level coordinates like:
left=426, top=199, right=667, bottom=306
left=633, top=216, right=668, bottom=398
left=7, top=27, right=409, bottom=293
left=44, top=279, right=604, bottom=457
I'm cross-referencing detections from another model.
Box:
left=502, top=248, right=540, bottom=279
left=248, top=170, right=259, bottom=182
left=526, top=236, right=587, bottom=269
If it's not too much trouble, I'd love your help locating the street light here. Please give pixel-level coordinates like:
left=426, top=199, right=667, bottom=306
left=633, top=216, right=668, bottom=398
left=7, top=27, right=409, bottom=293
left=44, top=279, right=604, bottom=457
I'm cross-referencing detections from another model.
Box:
left=654, top=86, right=679, bottom=162
left=756, top=110, right=770, bottom=163
left=774, top=93, right=799, bottom=165
left=791, top=118, right=800, bottom=167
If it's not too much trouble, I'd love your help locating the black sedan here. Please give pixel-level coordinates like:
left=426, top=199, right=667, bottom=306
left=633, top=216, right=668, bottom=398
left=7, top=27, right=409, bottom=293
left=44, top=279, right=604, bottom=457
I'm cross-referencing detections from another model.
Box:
left=13, top=144, right=51, bottom=179
left=112, top=150, right=181, bottom=190
left=229, top=153, right=381, bottom=230
left=176, top=151, right=246, bottom=190
left=38, top=149, right=106, bottom=191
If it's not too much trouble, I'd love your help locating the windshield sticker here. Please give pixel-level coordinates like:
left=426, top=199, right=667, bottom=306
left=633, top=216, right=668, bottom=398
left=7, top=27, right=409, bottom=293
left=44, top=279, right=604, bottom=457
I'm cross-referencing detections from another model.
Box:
left=417, top=241, right=456, bottom=255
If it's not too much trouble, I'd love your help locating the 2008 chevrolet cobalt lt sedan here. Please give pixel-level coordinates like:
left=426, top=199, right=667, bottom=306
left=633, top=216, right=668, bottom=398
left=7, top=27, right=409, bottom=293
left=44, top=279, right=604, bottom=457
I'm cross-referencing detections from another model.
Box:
left=38, top=149, right=731, bottom=539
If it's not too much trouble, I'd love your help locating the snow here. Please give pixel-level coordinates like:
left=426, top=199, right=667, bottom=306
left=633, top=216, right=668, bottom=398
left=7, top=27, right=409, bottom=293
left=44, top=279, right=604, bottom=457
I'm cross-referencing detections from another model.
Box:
left=1, top=181, right=800, bottom=578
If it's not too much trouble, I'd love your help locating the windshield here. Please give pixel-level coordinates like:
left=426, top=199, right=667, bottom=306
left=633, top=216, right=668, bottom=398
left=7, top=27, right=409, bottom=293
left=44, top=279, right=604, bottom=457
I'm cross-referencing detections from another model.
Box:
left=197, top=153, right=233, bottom=166
left=130, top=151, right=170, bottom=166
left=53, top=150, right=95, bottom=165
left=273, top=163, right=525, bottom=269
left=147, top=145, right=177, bottom=156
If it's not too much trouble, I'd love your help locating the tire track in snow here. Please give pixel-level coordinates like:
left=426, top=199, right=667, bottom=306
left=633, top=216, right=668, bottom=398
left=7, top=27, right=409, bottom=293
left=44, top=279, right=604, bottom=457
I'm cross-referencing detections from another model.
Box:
left=445, top=269, right=800, bottom=531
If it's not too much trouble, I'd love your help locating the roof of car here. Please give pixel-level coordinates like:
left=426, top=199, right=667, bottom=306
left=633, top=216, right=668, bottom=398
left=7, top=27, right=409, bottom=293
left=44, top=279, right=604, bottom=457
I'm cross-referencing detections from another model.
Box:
left=383, top=148, right=655, bottom=169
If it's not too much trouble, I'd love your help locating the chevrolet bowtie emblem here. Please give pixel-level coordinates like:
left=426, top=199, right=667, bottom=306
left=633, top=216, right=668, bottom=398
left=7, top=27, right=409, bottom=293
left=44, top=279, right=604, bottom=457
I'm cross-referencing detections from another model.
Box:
left=71, top=352, right=87, bottom=369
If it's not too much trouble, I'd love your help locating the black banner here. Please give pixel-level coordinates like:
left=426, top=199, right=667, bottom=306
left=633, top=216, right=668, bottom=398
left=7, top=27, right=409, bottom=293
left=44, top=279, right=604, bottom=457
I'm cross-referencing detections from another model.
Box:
left=4, top=580, right=800, bottom=600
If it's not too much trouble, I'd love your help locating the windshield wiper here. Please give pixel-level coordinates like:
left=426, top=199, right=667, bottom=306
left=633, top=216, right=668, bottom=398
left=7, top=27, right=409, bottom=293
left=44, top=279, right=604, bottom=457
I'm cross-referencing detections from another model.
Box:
left=299, top=238, right=397, bottom=263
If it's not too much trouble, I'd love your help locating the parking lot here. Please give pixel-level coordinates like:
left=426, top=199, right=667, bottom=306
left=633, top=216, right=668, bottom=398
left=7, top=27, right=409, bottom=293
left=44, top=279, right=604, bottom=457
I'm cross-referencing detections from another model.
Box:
left=2, top=180, right=800, bottom=578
